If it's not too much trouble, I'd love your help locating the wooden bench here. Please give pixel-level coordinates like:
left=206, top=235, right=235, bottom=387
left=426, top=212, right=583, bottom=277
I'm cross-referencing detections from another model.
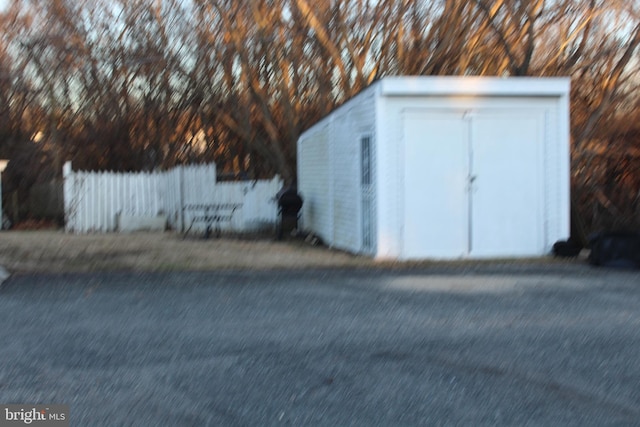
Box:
left=183, top=203, right=242, bottom=238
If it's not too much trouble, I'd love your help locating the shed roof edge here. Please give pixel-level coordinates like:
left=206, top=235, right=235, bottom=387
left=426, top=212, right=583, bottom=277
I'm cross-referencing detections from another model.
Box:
left=379, top=76, right=570, bottom=97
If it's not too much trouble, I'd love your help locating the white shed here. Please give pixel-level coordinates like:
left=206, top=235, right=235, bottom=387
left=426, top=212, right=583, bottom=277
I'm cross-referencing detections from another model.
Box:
left=297, top=76, right=571, bottom=260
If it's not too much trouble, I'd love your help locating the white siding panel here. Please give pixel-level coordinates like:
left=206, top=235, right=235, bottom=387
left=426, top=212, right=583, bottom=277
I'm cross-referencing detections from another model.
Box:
left=331, top=115, right=355, bottom=249
left=331, top=89, right=377, bottom=253
left=298, top=125, right=332, bottom=243
left=544, top=106, right=571, bottom=250
left=375, top=88, right=403, bottom=259
left=298, top=85, right=378, bottom=252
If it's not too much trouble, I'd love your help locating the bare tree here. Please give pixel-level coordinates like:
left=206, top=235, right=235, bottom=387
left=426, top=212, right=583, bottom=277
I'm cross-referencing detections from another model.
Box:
left=1, top=0, right=639, bottom=230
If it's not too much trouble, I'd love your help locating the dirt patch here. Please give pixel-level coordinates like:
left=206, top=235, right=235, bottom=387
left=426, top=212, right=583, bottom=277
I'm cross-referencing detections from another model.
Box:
left=0, top=230, right=370, bottom=273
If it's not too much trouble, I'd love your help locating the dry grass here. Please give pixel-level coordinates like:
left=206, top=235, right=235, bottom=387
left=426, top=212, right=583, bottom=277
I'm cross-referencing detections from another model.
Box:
left=0, top=230, right=369, bottom=274
left=0, top=230, right=583, bottom=274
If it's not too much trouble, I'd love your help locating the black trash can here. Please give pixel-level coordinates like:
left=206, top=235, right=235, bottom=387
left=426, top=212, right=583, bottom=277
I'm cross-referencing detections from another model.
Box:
left=276, top=187, right=303, bottom=240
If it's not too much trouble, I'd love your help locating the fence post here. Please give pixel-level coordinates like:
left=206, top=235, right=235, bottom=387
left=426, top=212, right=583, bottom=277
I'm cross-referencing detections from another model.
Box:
left=62, top=161, right=74, bottom=232
left=179, top=165, right=185, bottom=232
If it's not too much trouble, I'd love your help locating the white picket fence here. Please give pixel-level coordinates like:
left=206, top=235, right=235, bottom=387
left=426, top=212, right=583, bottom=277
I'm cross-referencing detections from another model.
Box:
left=63, top=162, right=283, bottom=233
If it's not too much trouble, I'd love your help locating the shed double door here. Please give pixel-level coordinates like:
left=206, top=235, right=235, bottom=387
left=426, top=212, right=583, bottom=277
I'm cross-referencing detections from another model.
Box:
left=402, top=109, right=542, bottom=259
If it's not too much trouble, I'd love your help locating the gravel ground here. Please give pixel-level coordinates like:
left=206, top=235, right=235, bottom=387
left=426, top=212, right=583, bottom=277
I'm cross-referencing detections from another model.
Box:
left=2, top=231, right=638, bottom=425
left=1, top=267, right=639, bottom=426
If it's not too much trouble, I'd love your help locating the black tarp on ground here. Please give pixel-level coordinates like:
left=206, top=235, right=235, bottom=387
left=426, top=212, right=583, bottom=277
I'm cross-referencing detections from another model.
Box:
left=588, top=231, right=640, bottom=269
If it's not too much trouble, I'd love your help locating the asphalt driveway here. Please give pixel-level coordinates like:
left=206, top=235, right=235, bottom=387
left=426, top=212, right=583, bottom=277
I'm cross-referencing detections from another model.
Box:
left=1, top=265, right=639, bottom=426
